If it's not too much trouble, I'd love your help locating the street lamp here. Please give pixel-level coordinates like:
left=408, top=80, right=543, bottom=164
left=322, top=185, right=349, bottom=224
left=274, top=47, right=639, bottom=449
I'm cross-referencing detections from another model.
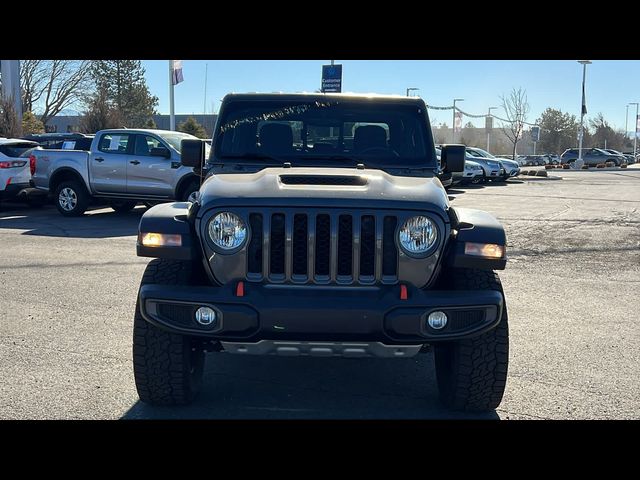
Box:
left=576, top=60, right=592, bottom=168
left=625, top=104, right=629, bottom=144
left=452, top=98, right=464, bottom=143
left=486, top=106, right=498, bottom=153
left=630, top=102, right=639, bottom=159
left=406, top=87, right=419, bottom=97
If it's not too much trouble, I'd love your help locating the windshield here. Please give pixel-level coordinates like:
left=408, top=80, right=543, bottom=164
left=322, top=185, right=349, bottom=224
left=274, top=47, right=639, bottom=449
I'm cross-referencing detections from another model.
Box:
left=213, top=99, right=435, bottom=168
left=159, top=132, right=199, bottom=153
left=468, top=147, right=495, bottom=159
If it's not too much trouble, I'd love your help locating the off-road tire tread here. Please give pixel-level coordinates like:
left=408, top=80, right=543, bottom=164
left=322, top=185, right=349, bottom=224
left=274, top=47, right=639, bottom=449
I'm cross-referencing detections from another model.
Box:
left=435, top=268, right=509, bottom=412
left=133, top=259, right=203, bottom=406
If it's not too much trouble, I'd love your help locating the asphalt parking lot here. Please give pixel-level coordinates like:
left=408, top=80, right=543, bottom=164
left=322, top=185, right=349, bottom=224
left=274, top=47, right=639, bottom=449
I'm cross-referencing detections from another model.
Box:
left=1, top=169, right=638, bottom=419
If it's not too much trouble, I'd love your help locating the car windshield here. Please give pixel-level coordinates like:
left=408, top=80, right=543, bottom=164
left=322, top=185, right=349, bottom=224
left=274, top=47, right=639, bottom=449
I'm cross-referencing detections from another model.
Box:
left=213, top=98, right=435, bottom=169
left=159, top=132, right=200, bottom=153
left=468, top=147, right=496, bottom=159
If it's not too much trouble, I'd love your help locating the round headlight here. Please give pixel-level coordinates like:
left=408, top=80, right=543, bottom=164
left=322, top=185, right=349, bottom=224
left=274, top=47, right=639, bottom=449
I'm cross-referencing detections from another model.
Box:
left=398, top=216, right=437, bottom=255
left=208, top=212, right=247, bottom=250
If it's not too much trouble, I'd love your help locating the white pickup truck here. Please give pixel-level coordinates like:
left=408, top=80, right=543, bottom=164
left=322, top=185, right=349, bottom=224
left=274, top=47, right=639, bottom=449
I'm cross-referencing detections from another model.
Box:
left=31, top=128, right=206, bottom=216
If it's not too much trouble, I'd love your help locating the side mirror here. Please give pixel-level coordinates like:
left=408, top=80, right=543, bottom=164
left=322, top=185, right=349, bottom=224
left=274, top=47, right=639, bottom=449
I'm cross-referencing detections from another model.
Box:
left=440, top=144, right=465, bottom=173
left=181, top=139, right=205, bottom=168
left=150, top=147, right=171, bottom=158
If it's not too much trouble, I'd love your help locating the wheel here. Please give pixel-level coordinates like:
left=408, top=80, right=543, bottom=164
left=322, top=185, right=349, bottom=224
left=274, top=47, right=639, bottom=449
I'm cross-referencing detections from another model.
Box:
left=110, top=200, right=137, bottom=213
left=180, top=180, right=200, bottom=203
left=133, top=259, right=205, bottom=406
left=54, top=180, right=89, bottom=217
left=434, top=268, right=509, bottom=412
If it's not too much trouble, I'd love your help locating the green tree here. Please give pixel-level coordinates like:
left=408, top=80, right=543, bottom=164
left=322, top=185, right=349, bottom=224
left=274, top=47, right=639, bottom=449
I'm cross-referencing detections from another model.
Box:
left=587, top=113, right=627, bottom=151
left=21, top=111, right=45, bottom=134
left=178, top=116, right=207, bottom=138
left=536, top=108, right=579, bottom=154
left=90, top=60, right=158, bottom=128
left=78, top=88, right=123, bottom=133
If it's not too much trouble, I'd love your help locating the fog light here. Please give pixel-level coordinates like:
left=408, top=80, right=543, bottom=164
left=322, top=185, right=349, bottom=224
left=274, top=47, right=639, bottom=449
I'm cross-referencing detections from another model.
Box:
left=427, top=311, right=448, bottom=330
left=195, top=307, right=217, bottom=326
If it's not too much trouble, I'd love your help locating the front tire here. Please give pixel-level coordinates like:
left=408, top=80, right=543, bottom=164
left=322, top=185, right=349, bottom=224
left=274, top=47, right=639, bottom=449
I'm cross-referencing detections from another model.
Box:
left=133, top=259, right=205, bottom=406
left=434, top=268, right=509, bottom=412
left=180, top=180, right=200, bottom=203
left=54, top=180, right=89, bottom=217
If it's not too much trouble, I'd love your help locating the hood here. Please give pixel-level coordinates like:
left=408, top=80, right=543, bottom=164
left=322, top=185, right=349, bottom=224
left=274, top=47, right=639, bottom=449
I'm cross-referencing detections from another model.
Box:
left=499, top=159, right=519, bottom=167
left=198, top=167, right=449, bottom=212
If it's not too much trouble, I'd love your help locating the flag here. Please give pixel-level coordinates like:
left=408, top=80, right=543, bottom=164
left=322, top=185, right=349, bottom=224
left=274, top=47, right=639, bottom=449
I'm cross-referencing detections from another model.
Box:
left=581, top=82, right=587, bottom=116
left=636, top=114, right=640, bottom=133
left=172, top=60, right=184, bottom=85
left=454, top=111, right=463, bottom=133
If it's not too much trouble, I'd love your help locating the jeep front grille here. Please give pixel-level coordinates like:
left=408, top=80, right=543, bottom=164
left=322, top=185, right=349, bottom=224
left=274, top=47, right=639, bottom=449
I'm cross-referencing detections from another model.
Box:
left=246, top=210, right=398, bottom=285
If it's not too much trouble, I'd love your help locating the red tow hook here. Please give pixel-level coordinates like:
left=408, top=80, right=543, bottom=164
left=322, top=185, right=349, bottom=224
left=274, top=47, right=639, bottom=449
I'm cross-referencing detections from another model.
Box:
left=400, top=284, right=408, bottom=300
left=236, top=281, right=245, bottom=297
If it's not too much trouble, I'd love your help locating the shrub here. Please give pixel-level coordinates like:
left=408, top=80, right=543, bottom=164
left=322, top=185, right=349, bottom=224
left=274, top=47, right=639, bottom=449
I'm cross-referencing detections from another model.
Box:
left=596, top=163, right=606, bottom=168
left=536, top=170, right=548, bottom=177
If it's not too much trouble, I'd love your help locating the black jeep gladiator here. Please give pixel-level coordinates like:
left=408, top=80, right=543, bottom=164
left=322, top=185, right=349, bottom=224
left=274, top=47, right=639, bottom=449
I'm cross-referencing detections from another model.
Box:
left=133, top=93, right=509, bottom=412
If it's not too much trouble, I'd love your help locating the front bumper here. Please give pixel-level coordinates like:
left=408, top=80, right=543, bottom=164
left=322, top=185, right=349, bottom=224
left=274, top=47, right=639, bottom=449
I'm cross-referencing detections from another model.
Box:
left=139, top=283, right=504, bottom=346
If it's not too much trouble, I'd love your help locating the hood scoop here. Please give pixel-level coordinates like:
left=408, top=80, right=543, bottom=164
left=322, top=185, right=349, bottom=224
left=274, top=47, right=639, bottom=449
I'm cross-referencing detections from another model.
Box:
left=279, top=175, right=368, bottom=186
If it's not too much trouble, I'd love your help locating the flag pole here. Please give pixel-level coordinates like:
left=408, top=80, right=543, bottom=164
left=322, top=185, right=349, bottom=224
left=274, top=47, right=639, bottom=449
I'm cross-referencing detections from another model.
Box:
left=169, top=60, right=175, bottom=131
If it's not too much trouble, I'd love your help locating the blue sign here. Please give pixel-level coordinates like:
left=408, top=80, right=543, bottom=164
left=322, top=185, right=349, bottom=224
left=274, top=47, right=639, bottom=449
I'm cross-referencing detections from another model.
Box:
left=531, top=126, right=540, bottom=142
left=321, top=64, right=342, bottom=93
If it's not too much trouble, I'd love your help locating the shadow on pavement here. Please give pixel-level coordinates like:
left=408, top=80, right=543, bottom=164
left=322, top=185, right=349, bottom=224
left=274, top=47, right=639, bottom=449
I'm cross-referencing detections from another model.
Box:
left=121, top=353, right=499, bottom=420
left=0, top=203, right=146, bottom=238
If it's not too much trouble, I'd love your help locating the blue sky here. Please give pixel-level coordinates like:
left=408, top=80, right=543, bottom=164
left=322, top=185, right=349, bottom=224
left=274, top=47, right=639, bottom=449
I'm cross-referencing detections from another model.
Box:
left=141, top=60, right=640, bottom=132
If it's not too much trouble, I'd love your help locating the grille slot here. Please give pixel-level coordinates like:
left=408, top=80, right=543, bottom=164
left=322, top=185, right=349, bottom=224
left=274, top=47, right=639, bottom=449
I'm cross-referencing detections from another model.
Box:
left=315, top=214, right=331, bottom=278
left=337, top=215, right=353, bottom=277
left=292, top=214, right=308, bottom=276
left=382, top=216, right=398, bottom=277
left=448, top=310, right=485, bottom=331
left=360, top=215, right=376, bottom=278
left=247, top=214, right=263, bottom=275
left=157, top=303, right=195, bottom=327
left=270, top=214, right=285, bottom=276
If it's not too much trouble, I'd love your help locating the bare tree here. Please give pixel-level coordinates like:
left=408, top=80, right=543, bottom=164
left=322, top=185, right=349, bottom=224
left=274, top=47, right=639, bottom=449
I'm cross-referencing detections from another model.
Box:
left=0, top=95, right=22, bottom=137
left=499, top=87, right=530, bottom=158
left=20, top=60, right=94, bottom=126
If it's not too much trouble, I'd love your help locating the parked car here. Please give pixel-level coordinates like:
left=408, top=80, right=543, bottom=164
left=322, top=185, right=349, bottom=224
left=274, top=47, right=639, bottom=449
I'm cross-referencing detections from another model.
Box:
left=22, top=133, right=95, bottom=151
left=465, top=147, right=520, bottom=179
left=603, top=149, right=635, bottom=164
left=132, top=92, right=509, bottom=412
left=560, top=148, right=623, bottom=166
left=460, top=159, right=484, bottom=185
left=0, top=138, right=42, bottom=205
left=463, top=151, right=503, bottom=182
left=622, top=151, right=638, bottom=164
left=31, top=129, right=207, bottom=216
left=542, top=154, right=561, bottom=165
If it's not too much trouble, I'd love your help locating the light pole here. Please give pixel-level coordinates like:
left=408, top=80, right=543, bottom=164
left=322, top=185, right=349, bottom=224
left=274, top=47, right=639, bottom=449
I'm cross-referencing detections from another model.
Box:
left=630, top=102, right=639, bottom=158
left=576, top=60, right=592, bottom=168
left=406, top=87, right=419, bottom=97
left=452, top=98, right=464, bottom=143
left=486, top=106, right=498, bottom=153
left=625, top=104, right=629, bottom=145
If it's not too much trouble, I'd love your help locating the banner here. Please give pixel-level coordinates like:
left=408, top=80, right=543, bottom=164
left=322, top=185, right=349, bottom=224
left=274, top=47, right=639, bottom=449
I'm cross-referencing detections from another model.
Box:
left=637, top=114, right=640, bottom=133
left=172, top=60, right=184, bottom=85
left=454, top=111, right=463, bottom=133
